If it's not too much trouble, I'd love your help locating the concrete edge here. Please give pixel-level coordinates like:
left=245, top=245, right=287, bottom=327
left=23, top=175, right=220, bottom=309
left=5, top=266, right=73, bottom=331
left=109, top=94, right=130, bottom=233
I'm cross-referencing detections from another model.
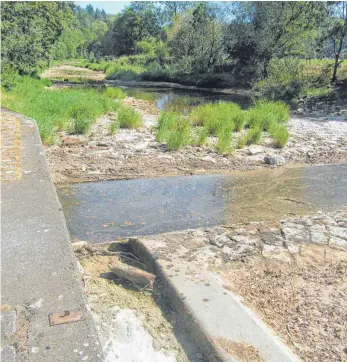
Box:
left=129, top=238, right=235, bottom=362
left=1, top=108, right=104, bottom=361
left=22, top=111, right=105, bottom=359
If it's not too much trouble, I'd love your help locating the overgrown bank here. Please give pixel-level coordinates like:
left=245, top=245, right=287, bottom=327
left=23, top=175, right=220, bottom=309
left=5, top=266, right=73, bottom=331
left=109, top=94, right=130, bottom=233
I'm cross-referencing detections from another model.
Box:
left=1, top=76, right=134, bottom=144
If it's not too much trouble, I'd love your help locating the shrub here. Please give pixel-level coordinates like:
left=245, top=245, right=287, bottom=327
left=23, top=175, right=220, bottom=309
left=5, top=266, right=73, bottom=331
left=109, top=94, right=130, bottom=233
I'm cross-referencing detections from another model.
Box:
left=117, top=105, right=142, bottom=129
left=253, top=59, right=305, bottom=100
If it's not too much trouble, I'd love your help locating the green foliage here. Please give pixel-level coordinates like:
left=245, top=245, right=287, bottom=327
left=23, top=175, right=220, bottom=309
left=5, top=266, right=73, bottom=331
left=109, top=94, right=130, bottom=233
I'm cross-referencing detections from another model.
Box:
left=2, top=76, right=119, bottom=144
left=217, top=132, right=233, bottom=154
left=254, top=59, right=305, bottom=99
left=246, top=101, right=290, bottom=130
left=104, top=87, right=126, bottom=99
left=102, top=5, right=163, bottom=57
left=109, top=120, right=120, bottom=135
left=269, top=124, right=290, bottom=148
left=168, top=3, right=224, bottom=73
left=237, top=134, right=248, bottom=149
left=156, top=112, right=191, bottom=150
left=117, top=105, right=143, bottom=129
left=189, top=103, right=241, bottom=136
left=246, top=127, right=263, bottom=145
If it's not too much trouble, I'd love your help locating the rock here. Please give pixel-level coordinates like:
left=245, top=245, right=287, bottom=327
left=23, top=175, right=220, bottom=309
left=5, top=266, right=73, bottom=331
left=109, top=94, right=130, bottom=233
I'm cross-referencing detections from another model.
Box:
left=329, top=236, right=347, bottom=246
left=328, top=226, right=347, bottom=240
left=260, top=227, right=285, bottom=246
left=297, top=108, right=304, bottom=114
left=62, top=136, right=87, bottom=146
left=97, top=142, right=109, bottom=147
left=309, top=224, right=328, bottom=244
left=264, top=155, right=286, bottom=166
left=247, top=146, right=265, bottom=155
left=282, top=223, right=310, bottom=243
left=201, top=156, right=216, bottom=164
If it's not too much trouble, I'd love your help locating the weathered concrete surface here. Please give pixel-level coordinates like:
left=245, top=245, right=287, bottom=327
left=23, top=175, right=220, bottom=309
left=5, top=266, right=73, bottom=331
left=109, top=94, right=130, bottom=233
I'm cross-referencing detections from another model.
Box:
left=130, top=209, right=347, bottom=361
left=1, top=109, right=103, bottom=361
left=130, top=235, right=302, bottom=362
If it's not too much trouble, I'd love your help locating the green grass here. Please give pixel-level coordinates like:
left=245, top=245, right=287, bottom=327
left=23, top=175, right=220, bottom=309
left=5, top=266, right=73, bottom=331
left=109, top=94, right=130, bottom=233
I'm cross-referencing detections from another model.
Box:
left=305, top=86, right=332, bottom=97
left=109, top=118, right=120, bottom=135
left=269, top=124, right=290, bottom=148
left=217, top=131, right=233, bottom=154
left=246, top=127, right=263, bottom=145
left=246, top=101, right=290, bottom=130
left=156, top=100, right=290, bottom=152
left=117, top=105, right=143, bottom=129
left=2, top=76, right=121, bottom=144
left=156, top=112, right=191, bottom=150
left=83, top=57, right=146, bottom=81
left=104, top=86, right=126, bottom=99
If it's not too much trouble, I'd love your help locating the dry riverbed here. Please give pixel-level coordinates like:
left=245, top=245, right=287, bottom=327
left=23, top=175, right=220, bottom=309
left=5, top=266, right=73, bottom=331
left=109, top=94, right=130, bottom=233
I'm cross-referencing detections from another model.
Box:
left=45, top=98, right=347, bottom=184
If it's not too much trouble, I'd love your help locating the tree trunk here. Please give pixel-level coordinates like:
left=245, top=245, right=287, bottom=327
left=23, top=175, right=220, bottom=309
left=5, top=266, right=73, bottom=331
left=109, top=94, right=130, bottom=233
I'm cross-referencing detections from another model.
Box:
left=332, top=55, right=340, bottom=83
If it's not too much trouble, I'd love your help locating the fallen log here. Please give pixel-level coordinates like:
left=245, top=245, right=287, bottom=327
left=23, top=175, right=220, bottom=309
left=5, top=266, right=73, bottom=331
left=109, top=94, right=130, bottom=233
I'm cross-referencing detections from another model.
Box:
left=109, top=256, right=155, bottom=288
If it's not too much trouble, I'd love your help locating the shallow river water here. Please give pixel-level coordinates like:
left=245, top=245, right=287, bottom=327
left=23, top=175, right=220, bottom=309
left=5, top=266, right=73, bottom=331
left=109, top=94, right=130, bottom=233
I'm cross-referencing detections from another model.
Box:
left=122, top=86, right=253, bottom=113
left=58, top=164, right=347, bottom=243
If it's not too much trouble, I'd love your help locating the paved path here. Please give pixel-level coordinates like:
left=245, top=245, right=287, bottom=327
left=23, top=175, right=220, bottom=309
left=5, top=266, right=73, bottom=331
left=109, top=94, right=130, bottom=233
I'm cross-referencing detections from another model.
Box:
left=1, top=109, right=103, bottom=361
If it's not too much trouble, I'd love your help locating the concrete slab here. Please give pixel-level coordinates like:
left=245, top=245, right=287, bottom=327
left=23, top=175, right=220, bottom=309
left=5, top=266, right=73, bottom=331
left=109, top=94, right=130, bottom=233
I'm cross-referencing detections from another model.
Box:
left=1, top=109, right=103, bottom=361
left=130, top=234, right=301, bottom=362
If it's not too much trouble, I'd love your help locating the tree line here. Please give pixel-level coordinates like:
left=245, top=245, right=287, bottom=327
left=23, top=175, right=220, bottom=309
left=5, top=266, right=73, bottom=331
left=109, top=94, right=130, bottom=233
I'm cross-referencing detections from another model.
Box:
left=1, top=1, right=346, bottom=84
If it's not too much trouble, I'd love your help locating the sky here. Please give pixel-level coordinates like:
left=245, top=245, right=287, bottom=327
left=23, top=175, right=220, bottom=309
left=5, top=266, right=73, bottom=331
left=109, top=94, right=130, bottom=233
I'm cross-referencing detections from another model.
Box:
left=75, top=1, right=131, bottom=14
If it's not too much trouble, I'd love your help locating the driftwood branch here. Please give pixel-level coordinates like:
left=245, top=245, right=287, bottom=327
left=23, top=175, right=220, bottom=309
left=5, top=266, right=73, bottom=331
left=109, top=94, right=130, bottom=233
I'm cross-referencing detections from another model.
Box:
left=109, top=256, right=155, bottom=288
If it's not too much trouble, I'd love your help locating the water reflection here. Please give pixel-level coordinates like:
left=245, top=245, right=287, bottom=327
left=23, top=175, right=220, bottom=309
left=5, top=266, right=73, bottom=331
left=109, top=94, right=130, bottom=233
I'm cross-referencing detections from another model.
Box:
left=58, top=164, right=347, bottom=243
left=122, top=87, right=253, bottom=113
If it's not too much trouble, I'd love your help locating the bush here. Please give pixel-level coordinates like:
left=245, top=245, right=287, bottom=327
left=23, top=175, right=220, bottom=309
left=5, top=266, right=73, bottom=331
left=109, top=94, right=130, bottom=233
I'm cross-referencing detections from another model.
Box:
left=254, top=59, right=305, bottom=100
left=117, top=105, right=142, bottom=129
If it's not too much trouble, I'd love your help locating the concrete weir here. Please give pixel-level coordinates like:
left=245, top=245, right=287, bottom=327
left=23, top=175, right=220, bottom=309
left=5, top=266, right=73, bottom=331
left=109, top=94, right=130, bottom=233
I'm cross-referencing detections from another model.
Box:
left=1, top=109, right=103, bottom=361
left=129, top=236, right=301, bottom=362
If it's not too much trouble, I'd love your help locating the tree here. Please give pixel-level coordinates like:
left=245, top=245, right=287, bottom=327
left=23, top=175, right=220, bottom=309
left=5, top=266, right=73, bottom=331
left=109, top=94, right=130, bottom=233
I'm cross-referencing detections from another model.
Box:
left=1, top=1, right=74, bottom=74
left=321, top=2, right=347, bottom=82
left=103, top=5, right=162, bottom=56
left=169, top=3, right=223, bottom=73
left=225, top=2, right=326, bottom=80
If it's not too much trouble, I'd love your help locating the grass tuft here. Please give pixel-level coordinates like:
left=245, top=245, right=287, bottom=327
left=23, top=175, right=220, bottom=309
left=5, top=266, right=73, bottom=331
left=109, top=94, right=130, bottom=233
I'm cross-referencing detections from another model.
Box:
left=270, top=124, right=290, bottom=148
left=104, top=86, right=126, bottom=99
left=117, top=105, right=143, bottom=129
left=156, top=112, right=191, bottom=150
